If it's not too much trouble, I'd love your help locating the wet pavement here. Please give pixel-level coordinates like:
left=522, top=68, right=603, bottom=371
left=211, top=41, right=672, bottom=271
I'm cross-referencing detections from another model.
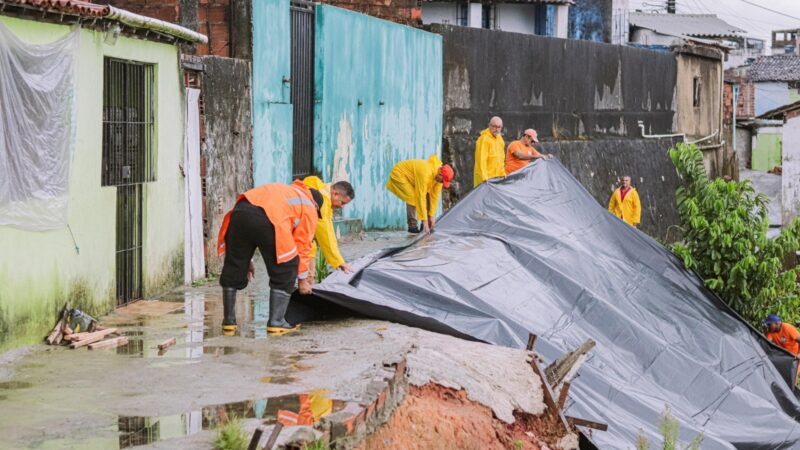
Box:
left=0, top=231, right=416, bottom=450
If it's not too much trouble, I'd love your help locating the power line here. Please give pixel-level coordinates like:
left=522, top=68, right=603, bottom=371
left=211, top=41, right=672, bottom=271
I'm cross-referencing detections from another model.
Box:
left=737, top=0, right=800, bottom=21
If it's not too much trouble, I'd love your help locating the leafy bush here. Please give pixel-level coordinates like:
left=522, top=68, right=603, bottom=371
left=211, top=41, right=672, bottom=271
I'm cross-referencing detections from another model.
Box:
left=669, top=143, right=800, bottom=326
left=214, top=418, right=247, bottom=450
left=636, top=406, right=703, bottom=450
left=315, top=251, right=331, bottom=283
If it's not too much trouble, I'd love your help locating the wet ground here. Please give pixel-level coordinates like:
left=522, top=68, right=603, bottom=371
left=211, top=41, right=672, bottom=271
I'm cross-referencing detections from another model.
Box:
left=0, top=232, right=416, bottom=450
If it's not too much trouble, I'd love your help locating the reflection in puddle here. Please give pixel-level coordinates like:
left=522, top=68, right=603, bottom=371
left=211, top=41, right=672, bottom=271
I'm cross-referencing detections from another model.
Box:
left=0, top=381, right=33, bottom=390
left=116, top=390, right=344, bottom=448
left=259, top=375, right=298, bottom=385
left=203, top=346, right=245, bottom=356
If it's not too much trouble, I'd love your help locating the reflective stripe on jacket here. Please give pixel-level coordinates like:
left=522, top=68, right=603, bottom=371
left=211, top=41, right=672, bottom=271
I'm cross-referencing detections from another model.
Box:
left=217, top=180, right=319, bottom=279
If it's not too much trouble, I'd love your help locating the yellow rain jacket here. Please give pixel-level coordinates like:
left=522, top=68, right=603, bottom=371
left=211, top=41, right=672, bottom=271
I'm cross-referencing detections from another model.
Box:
left=386, top=154, right=444, bottom=221
left=473, top=128, right=506, bottom=187
left=303, top=176, right=346, bottom=269
left=608, top=187, right=642, bottom=226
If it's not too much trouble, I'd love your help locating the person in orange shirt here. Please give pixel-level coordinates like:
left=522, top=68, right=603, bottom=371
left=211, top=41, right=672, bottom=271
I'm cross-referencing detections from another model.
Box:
left=217, top=180, right=322, bottom=336
left=764, top=314, right=800, bottom=357
left=505, top=129, right=553, bottom=174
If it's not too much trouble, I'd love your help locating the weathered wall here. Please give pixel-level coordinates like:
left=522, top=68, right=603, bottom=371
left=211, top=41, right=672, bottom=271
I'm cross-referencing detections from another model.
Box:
left=202, top=56, right=253, bottom=275
left=313, top=6, right=443, bottom=229
left=783, top=113, right=800, bottom=227
left=675, top=49, right=723, bottom=141
left=568, top=0, right=613, bottom=42
left=0, top=16, right=186, bottom=350
left=252, top=0, right=293, bottom=185
left=435, top=24, right=677, bottom=199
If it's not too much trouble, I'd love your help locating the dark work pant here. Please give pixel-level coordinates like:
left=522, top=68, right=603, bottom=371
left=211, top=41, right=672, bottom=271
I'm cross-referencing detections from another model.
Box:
left=406, top=204, right=417, bottom=228
left=219, top=200, right=298, bottom=293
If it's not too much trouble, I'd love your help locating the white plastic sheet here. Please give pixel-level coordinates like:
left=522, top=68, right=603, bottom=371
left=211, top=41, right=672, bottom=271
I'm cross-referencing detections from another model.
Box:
left=0, top=22, right=79, bottom=231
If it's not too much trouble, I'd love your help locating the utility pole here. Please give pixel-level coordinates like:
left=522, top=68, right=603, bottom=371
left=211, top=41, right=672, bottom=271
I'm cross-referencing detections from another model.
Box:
left=667, top=0, right=676, bottom=14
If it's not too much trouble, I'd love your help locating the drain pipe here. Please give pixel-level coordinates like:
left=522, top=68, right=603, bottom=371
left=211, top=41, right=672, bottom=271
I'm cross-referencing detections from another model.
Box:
left=637, top=121, right=685, bottom=140
left=686, top=129, right=719, bottom=145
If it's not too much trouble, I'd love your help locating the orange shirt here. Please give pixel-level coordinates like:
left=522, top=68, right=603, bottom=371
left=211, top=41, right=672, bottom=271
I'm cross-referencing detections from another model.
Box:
left=767, top=322, right=800, bottom=356
left=505, top=140, right=540, bottom=174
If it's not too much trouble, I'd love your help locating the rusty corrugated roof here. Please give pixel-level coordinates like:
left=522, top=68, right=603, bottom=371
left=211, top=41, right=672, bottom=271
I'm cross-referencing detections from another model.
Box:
left=4, top=0, right=109, bottom=17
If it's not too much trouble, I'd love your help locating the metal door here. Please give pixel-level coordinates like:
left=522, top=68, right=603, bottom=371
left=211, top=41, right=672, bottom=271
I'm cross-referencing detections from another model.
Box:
left=116, top=184, right=143, bottom=306
left=291, top=0, right=315, bottom=178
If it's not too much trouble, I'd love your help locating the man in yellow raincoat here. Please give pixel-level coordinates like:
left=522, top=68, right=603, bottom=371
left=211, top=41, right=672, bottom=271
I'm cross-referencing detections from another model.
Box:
left=386, top=155, right=454, bottom=234
left=303, top=176, right=355, bottom=273
left=608, top=175, right=641, bottom=228
left=473, top=116, right=506, bottom=187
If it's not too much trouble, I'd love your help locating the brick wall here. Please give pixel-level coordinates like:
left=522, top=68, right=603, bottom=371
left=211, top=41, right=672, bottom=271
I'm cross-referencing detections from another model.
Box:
left=723, top=78, right=755, bottom=123
left=318, top=0, right=421, bottom=26
left=106, top=0, right=232, bottom=57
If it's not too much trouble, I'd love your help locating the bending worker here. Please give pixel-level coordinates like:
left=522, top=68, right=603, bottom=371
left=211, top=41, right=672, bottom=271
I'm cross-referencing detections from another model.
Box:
left=474, top=116, right=506, bottom=186
left=217, top=179, right=322, bottom=336
left=505, top=129, right=553, bottom=174
left=608, top=175, right=641, bottom=228
left=386, top=154, right=454, bottom=234
left=764, top=314, right=800, bottom=358
left=302, top=176, right=356, bottom=273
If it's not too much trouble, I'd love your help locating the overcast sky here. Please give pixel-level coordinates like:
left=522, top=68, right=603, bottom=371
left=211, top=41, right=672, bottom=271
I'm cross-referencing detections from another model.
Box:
left=629, top=0, right=800, bottom=49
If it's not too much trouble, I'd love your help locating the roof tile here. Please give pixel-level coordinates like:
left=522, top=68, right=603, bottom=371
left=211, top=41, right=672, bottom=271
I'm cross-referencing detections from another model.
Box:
left=749, top=55, right=800, bottom=82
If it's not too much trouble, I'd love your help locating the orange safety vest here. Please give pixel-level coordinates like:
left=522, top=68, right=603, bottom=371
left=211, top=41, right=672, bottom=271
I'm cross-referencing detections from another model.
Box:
left=217, top=180, right=319, bottom=279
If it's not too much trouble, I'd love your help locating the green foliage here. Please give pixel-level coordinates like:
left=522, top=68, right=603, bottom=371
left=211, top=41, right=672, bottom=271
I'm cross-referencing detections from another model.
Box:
left=315, top=251, right=331, bottom=283
left=514, top=439, right=524, bottom=450
left=214, top=418, right=247, bottom=450
left=635, top=406, right=703, bottom=450
left=669, top=143, right=800, bottom=327
left=303, top=439, right=330, bottom=450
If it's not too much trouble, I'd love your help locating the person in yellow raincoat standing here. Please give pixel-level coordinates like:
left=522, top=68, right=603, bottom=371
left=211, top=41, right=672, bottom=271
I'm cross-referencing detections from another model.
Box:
left=473, top=116, right=506, bottom=187
left=386, top=154, right=454, bottom=234
left=303, top=176, right=356, bottom=273
left=608, top=175, right=641, bottom=228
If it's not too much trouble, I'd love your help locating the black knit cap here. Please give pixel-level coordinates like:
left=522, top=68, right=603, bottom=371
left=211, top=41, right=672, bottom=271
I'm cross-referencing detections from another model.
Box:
left=309, top=188, right=324, bottom=218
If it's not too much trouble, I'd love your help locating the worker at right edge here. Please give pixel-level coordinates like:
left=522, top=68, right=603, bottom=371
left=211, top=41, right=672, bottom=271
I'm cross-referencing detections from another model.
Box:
left=608, top=175, right=641, bottom=228
left=216, top=180, right=322, bottom=336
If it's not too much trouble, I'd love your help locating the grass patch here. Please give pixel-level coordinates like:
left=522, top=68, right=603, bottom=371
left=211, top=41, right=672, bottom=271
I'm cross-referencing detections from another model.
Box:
left=214, top=418, right=247, bottom=450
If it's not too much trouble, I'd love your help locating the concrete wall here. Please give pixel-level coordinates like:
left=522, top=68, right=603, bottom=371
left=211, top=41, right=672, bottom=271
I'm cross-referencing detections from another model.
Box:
left=421, top=2, right=458, bottom=26
left=630, top=28, right=681, bottom=47
left=735, top=127, right=753, bottom=170
left=755, top=82, right=792, bottom=116
left=313, top=6, right=443, bottom=229
left=568, top=0, right=612, bottom=42
left=784, top=114, right=800, bottom=227
left=675, top=51, right=722, bottom=140
left=496, top=4, right=536, bottom=34
left=540, top=138, right=683, bottom=239
left=252, top=0, right=293, bottom=185
left=0, top=16, right=186, bottom=350
left=202, top=57, right=253, bottom=275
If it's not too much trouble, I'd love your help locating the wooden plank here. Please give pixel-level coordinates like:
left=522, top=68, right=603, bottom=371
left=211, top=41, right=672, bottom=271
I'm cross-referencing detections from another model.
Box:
left=557, top=381, right=571, bottom=410
left=72, top=328, right=118, bottom=341
left=263, top=422, right=283, bottom=450
left=247, top=426, right=264, bottom=450
left=526, top=333, right=537, bottom=351
left=157, top=337, right=177, bottom=350
left=69, top=328, right=119, bottom=349
left=529, top=358, right=571, bottom=433
left=566, top=416, right=608, bottom=431
left=46, top=303, right=69, bottom=345
left=89, top=337, right=129, bottom=350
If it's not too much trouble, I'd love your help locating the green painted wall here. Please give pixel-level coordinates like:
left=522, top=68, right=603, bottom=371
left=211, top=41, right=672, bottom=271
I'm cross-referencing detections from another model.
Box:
left=0, top=16, right=185, bottom=351
left=752, top=131, right=782, bottom=172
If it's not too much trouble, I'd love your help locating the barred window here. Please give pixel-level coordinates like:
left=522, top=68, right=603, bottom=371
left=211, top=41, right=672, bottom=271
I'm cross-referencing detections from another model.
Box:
left=102, top=58, right=156, bottom=186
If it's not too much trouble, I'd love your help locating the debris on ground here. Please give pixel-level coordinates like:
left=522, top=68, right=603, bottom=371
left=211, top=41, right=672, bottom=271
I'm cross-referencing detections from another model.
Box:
left=44, top=304, right=124, bottom=350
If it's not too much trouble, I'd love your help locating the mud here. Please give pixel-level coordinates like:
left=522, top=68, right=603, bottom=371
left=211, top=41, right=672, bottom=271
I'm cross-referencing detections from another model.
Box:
left=358, top=384, right=572, bottom=450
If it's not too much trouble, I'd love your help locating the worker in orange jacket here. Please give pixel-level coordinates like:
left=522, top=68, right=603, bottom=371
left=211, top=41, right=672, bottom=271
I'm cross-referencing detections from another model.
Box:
left=217, top=180, right=322, bottom=336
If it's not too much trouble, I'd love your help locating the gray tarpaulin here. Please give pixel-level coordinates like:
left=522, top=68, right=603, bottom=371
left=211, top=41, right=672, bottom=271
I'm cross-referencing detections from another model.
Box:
left=311, top=160, right=800, bottom=449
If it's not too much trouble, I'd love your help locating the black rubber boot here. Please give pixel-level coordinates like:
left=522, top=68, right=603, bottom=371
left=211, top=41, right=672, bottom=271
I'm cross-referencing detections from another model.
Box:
left=267, top=289, right=299, bottom=335
left=222, top=287, right=237, bottom=336
left=407, top=223, right=422, bottom=234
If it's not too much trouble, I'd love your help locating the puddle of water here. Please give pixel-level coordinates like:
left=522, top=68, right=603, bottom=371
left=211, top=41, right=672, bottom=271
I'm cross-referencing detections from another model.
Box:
left=203, top=346, right=246, bottom=356
left=0, top=381, right=33, bottom=390
left=259, top=375, right=298, bottom=385
left=116, top=390, right=344, bottom=448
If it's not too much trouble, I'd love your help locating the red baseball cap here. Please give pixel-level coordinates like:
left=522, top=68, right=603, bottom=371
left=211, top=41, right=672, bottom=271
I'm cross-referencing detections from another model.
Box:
left=439, top=164, right=454, bottom=188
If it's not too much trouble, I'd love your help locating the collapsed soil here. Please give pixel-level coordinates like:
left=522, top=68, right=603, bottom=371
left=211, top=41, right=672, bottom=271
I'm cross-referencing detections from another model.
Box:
left=357, top=383, right=569, bottom=450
